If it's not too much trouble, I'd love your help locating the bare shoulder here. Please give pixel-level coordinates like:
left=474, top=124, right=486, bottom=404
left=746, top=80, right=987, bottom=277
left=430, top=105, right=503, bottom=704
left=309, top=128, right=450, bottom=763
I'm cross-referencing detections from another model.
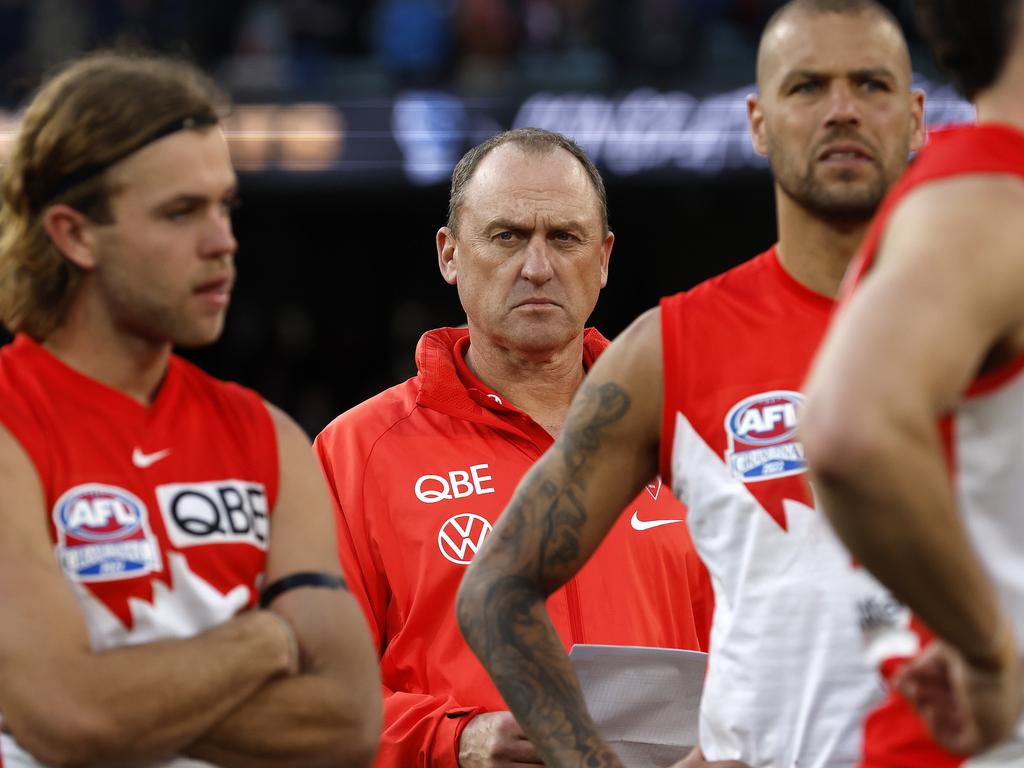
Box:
left=566, top=307, right=664, bottom=455
left=264, top=400, right=311, bottom=449
left=258, top=402, right=342, bottom=578
left=0, top=421, right=47, bottom=543
left=878, top=173, right=1024, bottom=363
left=616, top=305, right=662, bottom=349
left=260, top=399, right=325, bottom=506
left=0, top=419, right=93, bottom=665
left=885, top=174, right=1024, bottom=261
left=596, top=306, right=662, bottom=378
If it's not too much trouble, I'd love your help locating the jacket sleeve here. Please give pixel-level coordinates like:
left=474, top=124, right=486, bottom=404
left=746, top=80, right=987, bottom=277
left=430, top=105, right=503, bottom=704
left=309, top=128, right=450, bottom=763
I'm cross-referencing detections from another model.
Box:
left=377, top=689, right=485, bottom=767
left=313, top=428, right=486, bottom=767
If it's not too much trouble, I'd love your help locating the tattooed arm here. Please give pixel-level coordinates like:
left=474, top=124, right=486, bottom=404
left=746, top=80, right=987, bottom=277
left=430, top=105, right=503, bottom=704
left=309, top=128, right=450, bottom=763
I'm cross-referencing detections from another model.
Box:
left=456, top=308, right=664, bottom=768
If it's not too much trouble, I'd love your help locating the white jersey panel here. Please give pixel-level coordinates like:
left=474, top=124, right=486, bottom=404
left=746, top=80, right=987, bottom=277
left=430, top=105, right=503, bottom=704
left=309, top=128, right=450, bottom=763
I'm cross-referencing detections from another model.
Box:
left=671, top=410, right=886, bottom=767
left=73, top=552, right=252, bottom=652
left=956, top=371, right=1024, bottom=647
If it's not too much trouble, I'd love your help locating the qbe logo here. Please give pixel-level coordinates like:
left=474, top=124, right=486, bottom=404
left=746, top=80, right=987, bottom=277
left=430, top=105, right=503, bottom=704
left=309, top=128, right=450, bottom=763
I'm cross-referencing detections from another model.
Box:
left=53, top=484, right=161, bottom=582
left=156, top=480, right=269, bottom=551
left=437, top=513, right=493, bottom=565
left=415, top=464, right=495, bottom=504
left=724, top=390, right=807, bottom=482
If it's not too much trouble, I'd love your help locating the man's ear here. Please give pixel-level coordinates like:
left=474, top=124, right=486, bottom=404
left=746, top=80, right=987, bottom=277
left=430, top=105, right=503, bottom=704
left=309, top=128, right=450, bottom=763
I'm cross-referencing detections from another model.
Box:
left=42, top=204, right=99, bottom=270
left=747, top=93, right=769, bottom=158
left=599, top=230, right=614, bottom=289
left=909, top=89, right=927, bottom=153
left=437, top=226, right=458, bottom=285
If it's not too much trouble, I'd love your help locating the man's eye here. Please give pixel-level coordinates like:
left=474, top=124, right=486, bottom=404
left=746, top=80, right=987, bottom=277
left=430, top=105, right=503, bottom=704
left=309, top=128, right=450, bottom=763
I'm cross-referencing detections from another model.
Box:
left=860, top=79, right=889, bottom=92
left=166, top=207, right=196, bottom=221
left=496, top=231, right=515, bottom=241
left=791, top=81, right=822, bottom=94
left=553, top=232, right=576, bottom=242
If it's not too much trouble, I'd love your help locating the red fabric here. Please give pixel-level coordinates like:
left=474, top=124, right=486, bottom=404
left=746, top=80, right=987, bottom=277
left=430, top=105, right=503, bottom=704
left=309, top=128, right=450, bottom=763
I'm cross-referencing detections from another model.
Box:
left=845, top=123, right=1024, bottom=299
left=846, top=122, right=1024, bottom=766
left=660, top=247, right=824, bottom=523
left=0, top=334, right=279, bottom=625
left=315, top=327, right=712, bottom=768
left=861, top=690, right=964, bottom=768
left=862, top=621, right=963, bottom=768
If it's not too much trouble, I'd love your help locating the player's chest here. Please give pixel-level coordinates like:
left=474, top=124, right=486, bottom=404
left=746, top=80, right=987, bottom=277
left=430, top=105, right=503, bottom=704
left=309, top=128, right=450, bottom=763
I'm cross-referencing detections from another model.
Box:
left=674, top=365, right=816, bottom=537
left=44, top=418, right=270, bottom=595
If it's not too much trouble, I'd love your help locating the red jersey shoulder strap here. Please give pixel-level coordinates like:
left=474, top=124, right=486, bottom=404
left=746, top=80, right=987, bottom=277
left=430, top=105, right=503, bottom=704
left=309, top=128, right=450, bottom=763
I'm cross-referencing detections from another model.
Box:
left=846, top=123, right=1024, bottom=299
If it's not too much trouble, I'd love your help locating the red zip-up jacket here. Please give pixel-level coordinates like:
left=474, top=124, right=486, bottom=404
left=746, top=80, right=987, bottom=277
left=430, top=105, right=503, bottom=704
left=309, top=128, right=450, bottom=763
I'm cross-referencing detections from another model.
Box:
left=314, top=327, right=712, bottom=768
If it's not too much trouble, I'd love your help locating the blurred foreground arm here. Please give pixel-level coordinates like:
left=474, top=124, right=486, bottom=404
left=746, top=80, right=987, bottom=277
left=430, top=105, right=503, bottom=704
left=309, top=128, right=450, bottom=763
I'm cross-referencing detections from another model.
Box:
left=456, top=310, right=662, bottom=767
left=802, top=178, right=1024, bottom=751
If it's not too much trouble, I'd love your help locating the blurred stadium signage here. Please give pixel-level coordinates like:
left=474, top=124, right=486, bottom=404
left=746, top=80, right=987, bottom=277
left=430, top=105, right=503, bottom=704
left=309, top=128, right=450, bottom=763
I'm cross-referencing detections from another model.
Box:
left=0, top=82, right=972, bottom=186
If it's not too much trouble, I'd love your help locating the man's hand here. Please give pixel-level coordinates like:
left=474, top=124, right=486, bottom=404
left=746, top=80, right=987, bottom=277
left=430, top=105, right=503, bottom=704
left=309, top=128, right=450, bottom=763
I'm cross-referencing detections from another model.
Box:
left=670, top=745, right=752, bottom=768
left=895, top=637, right=1023, bottom=754
left=458, top=711, right=544, bottom=767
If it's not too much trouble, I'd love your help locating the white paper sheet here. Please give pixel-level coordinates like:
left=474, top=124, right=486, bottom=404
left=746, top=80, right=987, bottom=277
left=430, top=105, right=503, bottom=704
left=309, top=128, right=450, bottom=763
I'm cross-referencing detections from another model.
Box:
left=569, top=644, right=708, bottom=768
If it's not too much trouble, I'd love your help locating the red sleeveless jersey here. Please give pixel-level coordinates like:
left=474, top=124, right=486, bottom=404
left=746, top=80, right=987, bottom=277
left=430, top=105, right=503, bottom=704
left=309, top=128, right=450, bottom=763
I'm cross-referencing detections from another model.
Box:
left=0, top=334, right=278, bottom=647
left=659, top=249, right=889, bottom=766
left=847, top=123, right=1024, bottom=768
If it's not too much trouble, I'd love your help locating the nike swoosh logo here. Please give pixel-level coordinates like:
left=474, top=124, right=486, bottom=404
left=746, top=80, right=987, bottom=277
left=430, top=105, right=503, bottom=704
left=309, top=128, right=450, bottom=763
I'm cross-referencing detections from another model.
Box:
left=630, top=511, right=684, bottom=531
left=132, top=447, right=171, bottom=468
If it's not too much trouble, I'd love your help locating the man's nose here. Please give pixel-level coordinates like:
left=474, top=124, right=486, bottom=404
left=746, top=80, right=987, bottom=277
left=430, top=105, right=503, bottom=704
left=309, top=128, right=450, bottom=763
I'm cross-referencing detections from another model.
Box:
left=824, top=81, right=862, bottom=128
left=202, top=207, right=237, bottom=260
left=520, top=237, right=555, bottom=284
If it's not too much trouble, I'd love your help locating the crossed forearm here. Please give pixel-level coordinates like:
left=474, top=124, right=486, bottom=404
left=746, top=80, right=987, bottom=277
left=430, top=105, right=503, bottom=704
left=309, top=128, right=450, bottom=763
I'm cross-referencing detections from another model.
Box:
left=186, top=674, right=367, bottom=767
left=187, top=592, right=381, bottom=768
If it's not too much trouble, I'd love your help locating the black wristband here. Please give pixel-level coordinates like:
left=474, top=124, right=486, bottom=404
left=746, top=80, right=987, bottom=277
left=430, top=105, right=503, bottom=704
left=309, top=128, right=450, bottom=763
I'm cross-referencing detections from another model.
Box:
left=259, top=571, right=348, bottom=609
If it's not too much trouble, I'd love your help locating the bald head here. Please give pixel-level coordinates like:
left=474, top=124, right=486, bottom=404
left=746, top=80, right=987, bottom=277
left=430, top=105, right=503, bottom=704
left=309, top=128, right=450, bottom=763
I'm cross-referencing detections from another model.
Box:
left=757, top=0, right=912, bottom=89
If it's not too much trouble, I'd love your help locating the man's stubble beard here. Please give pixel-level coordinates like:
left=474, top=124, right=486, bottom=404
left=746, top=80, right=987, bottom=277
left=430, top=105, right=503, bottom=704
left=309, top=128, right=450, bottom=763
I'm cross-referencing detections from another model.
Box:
left=766, top=125, right=909, bottom=222
left=770, top=151, right=890, bottom=222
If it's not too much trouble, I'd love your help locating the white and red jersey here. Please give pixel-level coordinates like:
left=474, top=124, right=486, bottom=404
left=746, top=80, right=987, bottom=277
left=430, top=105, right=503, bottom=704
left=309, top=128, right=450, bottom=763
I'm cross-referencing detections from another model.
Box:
left=846, top=123, right=1024, bottom=767
left=0, top=334, right=279, bottom=768
left=660, top=248, right=888, bottom=767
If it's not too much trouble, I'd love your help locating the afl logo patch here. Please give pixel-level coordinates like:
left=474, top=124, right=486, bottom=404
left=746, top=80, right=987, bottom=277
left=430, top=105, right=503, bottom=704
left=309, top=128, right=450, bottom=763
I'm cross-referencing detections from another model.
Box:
left=437, top=513, right=492, bottom=565
left=724, top=390, right=807, bottom=482
left=53, top=484, right=161, bottom=582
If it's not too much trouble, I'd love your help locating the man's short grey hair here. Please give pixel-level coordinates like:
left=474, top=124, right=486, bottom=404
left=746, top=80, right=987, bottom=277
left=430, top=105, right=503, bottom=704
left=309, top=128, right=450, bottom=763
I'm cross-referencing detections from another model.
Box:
left=446, top=128, right=609, bottom=235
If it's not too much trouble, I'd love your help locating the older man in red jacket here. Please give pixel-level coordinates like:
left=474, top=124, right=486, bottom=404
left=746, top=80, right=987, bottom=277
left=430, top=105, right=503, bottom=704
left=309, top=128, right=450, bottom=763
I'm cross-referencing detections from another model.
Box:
left=315, top=128, right=711, bottom=768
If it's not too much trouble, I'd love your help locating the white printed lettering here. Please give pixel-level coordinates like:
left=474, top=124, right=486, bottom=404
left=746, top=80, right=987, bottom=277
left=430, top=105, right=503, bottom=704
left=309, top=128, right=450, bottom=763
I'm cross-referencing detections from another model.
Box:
left=738, top=410, right=766, bottom=436
left=415, top=475, right=452, bottom=503
left=67, top=499, right=98, bottom=529
left=157, top=480, right=269, bottom=550
left=449, top=470, right=474, bottom=499
left=415, top=464, right=495, bottom=504
left=470, top=464, right=495, bottom=496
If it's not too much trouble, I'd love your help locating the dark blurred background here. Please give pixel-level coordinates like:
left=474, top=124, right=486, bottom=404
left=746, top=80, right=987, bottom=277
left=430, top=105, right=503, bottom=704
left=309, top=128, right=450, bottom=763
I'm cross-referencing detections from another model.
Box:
left=0, top=0, right=973, bottom=435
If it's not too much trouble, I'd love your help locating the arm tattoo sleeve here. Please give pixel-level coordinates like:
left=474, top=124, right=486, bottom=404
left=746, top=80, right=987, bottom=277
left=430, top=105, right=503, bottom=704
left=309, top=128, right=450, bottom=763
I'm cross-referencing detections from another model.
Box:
left=457, top=380, right=632, bottom=768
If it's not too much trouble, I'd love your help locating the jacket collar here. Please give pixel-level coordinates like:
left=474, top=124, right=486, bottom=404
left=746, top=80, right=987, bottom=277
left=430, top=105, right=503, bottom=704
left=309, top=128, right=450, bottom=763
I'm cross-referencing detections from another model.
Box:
left=414, top=327, right=609, bottom=424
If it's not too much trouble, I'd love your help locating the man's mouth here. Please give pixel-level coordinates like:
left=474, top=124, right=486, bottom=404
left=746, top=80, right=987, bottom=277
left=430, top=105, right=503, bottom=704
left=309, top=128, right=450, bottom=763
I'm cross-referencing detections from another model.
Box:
left=818, top=143, right=874, bottom=164
left=194, top=276, right=233, bottom=306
